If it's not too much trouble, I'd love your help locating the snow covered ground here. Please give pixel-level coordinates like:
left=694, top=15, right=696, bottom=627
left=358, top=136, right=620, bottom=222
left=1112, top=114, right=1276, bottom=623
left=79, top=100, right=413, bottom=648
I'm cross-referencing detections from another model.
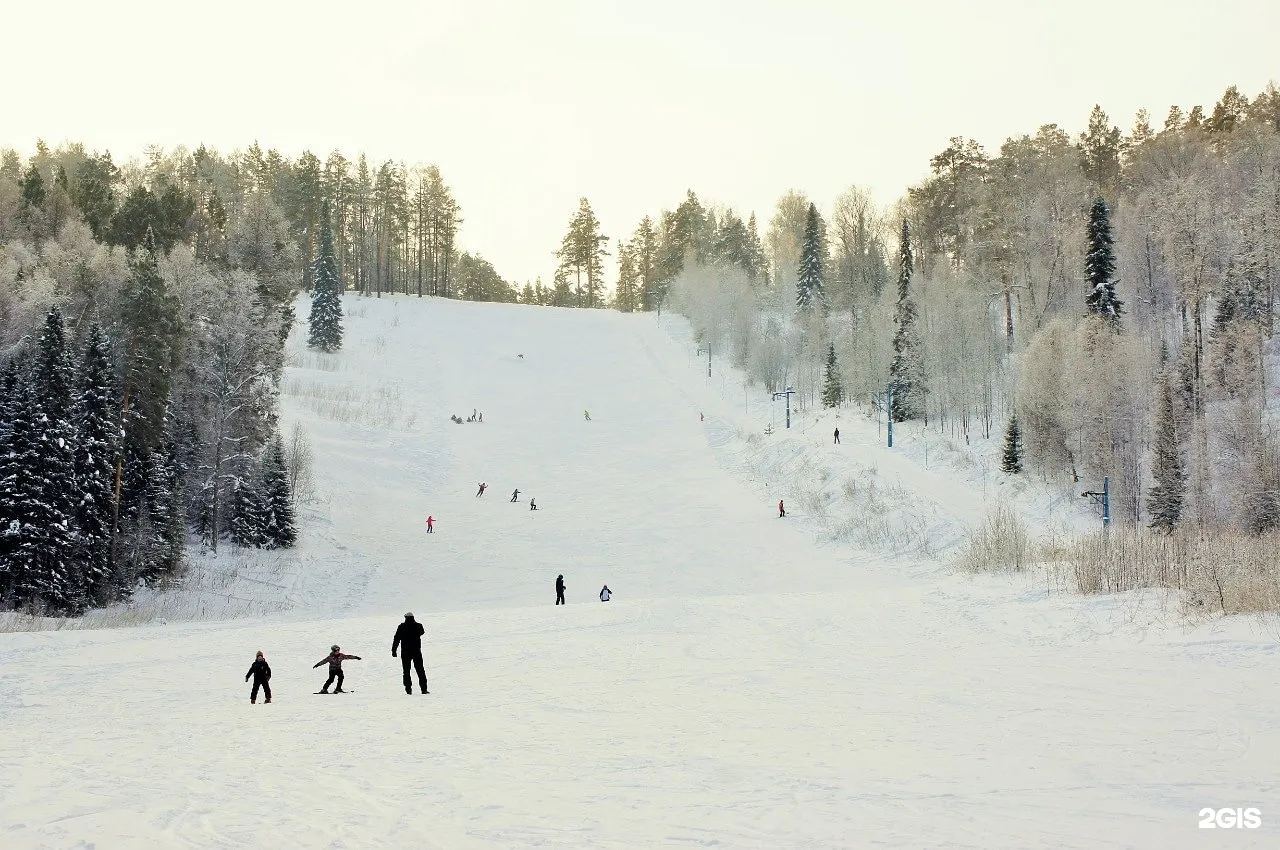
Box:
left=3, top=294, right=1278, bottom=849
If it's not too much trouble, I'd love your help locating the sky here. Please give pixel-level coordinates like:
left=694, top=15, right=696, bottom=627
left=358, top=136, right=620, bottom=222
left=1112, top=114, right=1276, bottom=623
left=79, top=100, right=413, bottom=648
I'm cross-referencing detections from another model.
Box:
left=3, top=0, right=1278, bottom=284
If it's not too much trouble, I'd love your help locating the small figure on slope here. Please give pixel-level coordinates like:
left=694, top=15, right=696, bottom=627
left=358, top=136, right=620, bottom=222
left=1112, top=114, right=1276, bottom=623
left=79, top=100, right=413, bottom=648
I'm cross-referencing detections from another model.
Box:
left=583, top=409, right=591, bottom=421
left=599, top=585, right=611, bottom=602
left=478, top=412, right=483, bottom=422
left=778, top=499, right=786, bottom=518
left=510, top=488, right=520, bottom=502
left=530, top=498, right=537, bottom=511
left=392, top=612, right=429, bottom=695
left=476, top=482, right=487, bottom=497
left=246, top=650, right=272, bottom=704
left=555, top=574, right=566, bottom=605
left=314, top=644, right=362, bottom=693
left=833, top=427, right=840, bottom=445
left=425, top=515, right=435, bottom=533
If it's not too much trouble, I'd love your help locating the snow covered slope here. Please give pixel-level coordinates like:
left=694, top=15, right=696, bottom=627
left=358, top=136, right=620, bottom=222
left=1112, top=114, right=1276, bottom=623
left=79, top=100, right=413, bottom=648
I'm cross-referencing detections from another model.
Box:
left=2, top=294, right=1278, bottom=849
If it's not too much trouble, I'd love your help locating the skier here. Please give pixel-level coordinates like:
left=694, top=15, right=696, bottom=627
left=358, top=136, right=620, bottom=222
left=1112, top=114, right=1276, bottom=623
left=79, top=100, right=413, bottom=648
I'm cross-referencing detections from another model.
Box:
left=583, top=409, right=591, bottom=421
left=478, top=412, right=483, bottom=423
left=530, top=498, right=537, bottom=510
left=392, top=612, right=429, bottom=695
left=700, top=412, right=704, bottom=422
left=476, top=482, right=487, bottom=497
left=425, top=515, right=435, bottom=533
left=313, top=645, right=362, bottom=693
left=245, top=650, right=272, bottom=704
left=778, top=499, right=786, bottom=518
left=510, top=488, right=520, bottom=502
left=555, top=574, right=566, bottom=605
left=834, top=427, right=840, bottom=445
left=599, top=585, right=611, bottom=602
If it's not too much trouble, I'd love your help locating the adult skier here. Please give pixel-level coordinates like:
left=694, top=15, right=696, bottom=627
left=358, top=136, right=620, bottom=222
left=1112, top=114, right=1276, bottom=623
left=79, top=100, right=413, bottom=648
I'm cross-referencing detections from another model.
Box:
left=476, top=482, right=487, bottom=497
left=583, top=409, right=591, bottom=421
left=510, top=488, right=520, bottom=502
left=313, top=645, right=362, bottom=693
left=425, top=515, right=435, bottom=533
left=245, top=650, right=272, bottom=704
left=530, top=498, right=537, bottom=510
left=599, top=585, right=611, bottom=601
left=555, top=574, right=566, bottom=605
left=392, top=612, right=429, bottom=695
left=778, top=499, right=786, bottom=518
left=834, top=427, right=840, bottom=444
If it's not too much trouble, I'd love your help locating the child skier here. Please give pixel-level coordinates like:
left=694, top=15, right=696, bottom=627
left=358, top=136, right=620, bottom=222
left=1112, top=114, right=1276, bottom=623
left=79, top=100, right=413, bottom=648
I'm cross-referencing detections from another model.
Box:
left=313, top=645, right=362, bottom=693
left=245, top=650, right=272, bottom=703
left=599, top=585, right=611, bottom=601
left=530, top=498, right=537, bottom=510
left=476, top=482, right=487, bottom=497
left=583, top=409, right=591, bottom=421
left=426, top=515, right=435, bottom=533
left=510, top=488, right=520, bottom=502
left=778, top=499, right=786, bottom=518
left=555, top=574, right=566, bottom=605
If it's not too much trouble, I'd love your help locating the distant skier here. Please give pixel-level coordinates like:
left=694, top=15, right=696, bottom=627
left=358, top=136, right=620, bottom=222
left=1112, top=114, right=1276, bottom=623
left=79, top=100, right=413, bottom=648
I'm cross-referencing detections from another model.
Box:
left=478, top=412, right=483, bottom=423
left=426, top=515, right=435, bottom=533
left=834, top=427, right=840, bottom=445
left=583, top=409, right=591, bottom=421
left=313, top=645, right=362, bottom=693
left=700, top=412, right=704, bottom=422
left=392, top=612, right=429, bottom=695
left=555, top=574, right=566, bottom=605
left=530, top=498, right=537, bottom=510
left=510, top=489, right=520, bottom=502
left=599, top=585, right=611, bottom=602
left=476, top=482, right=487, bottom=497
left=245, top=650, right=272, bottom=704
left=778, top=499, right=786, bottom=518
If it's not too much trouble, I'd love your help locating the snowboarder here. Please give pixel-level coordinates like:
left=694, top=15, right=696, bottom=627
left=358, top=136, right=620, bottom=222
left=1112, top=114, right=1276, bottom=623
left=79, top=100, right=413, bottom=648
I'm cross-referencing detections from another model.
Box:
left=530, top=498, right=537, bottom=510
left=313, top=645, right=362, bottom=693
left=392, top=612, right=429, bottom=695
left=426, top=515, right=435, bottom=533
left=833, top=427, right=840, bottom=444
left=583, top=409, right=591, bottom=421
left=778, top=499, right=786, bottom=518
left=555, top=574, right=566, bottom=605
left=599, top=585, right=611, bottom=602
left=510, top=489, right=520, bottom=502
left=478, top=412, right=483, bottom=423
left=476, top=482, right=487, bottom=497
left=245, top=650, right=272, bottom=704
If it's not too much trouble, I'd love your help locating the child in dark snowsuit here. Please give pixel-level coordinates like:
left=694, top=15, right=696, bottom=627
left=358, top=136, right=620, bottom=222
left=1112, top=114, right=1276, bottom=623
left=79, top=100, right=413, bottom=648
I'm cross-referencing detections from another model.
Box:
left=246, top=650, right=272, bottom=703
left=313, top=645, right=362, bottom=693
left=556, top=574, right=566, bottom=605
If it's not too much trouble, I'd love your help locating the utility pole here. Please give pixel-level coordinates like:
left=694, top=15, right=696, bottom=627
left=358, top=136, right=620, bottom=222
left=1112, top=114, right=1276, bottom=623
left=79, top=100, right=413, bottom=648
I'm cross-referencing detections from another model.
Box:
left=1081, top=476, right=1111, bottom=532
left=887, top=383, right=895, bottom=448
left=772, top=386, right=796, bottom=429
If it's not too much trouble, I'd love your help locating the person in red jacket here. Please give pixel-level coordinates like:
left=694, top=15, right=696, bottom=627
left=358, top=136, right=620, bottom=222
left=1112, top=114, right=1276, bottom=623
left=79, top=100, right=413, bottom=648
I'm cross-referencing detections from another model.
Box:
left=425, top=515, right=435, bottom=533
left=313, top=645, right=362, bottom=693
left=778, top=499, right=786, bottom=518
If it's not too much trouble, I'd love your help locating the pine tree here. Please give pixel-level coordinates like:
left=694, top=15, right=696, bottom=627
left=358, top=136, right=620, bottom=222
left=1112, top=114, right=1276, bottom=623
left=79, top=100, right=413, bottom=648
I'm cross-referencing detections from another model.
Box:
left=230, top=474, right=267, bottom=548
left=73, top=324, right=119, bottom=605
left=796, top=203, right=826, bottom=311
left=889, top=220, right=925, bottom=421
left=259, top=433, right=297, bottom=549
left=308, top=205, right=344, bottom=351
left=0, top=365, right=42, bottom=607
left=144, top=422, right=185, bottom=579
left=821, top=342, right=844, bottom=408
left=1146, top=375, right=1185, bottom=533
left=1001, top=415, right=1024, bottom=474
left=0, top=362, right=18, bottom=602
left=1084, top=198, right=1123, bottom=330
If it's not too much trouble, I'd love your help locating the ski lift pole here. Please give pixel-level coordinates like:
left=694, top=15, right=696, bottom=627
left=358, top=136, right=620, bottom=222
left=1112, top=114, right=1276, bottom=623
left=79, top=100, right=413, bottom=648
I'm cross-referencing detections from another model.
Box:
left=1081, top=476, right=1112, bottom=533
left=887, top=383, right=894, bottom=448
left=696, top=343, right=711, bottom=378
left=772, top=386, right=796, bottom=429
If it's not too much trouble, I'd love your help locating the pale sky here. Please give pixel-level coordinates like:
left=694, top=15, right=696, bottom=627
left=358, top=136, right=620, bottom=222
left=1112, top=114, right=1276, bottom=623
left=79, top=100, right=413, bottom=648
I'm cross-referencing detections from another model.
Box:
left=3, top=0, right=1277, bottom=284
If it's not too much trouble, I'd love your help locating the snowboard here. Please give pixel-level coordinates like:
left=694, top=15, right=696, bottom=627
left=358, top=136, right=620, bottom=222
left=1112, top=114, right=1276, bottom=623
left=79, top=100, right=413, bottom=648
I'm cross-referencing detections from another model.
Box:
left=314, top=690, right=354, bottom=694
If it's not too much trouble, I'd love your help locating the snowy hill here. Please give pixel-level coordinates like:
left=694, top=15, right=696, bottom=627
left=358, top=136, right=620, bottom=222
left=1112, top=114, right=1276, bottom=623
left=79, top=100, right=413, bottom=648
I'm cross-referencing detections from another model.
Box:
left=2, top=294, right=1277, bottom=849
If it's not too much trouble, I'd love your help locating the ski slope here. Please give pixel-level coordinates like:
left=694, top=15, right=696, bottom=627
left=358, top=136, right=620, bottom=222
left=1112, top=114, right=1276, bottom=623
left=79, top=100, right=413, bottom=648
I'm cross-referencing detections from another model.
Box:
left=2, top=294, right=1278, bottom=849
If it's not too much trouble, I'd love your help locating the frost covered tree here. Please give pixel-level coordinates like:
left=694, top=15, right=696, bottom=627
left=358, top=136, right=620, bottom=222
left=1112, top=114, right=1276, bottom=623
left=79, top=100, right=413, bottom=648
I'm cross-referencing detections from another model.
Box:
left=821, top=342, right=843, bottom=408
left=0, top=362, right=21, bottom=603
left=308, top=206, right=344, bottom=351
left=259, top=433, right=297, bottom=549
left=1146, top=374, right=1185, bottom=533
left=73, top=323, right=119, bottom=604
left=230, top=475, right=267, bottom=548
left=1083, top=198, right=1123, bottom=329
left=796, top=203, right=826, bottom=312
left=889, top=220, right=925, bottom=421
left=1001, top=415, right=1024, bottom=474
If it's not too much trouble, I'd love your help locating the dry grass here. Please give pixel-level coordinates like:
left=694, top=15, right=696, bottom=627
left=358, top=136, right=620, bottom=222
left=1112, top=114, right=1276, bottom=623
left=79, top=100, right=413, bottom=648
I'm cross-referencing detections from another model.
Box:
left=956, top=502, right=1031, bottom=572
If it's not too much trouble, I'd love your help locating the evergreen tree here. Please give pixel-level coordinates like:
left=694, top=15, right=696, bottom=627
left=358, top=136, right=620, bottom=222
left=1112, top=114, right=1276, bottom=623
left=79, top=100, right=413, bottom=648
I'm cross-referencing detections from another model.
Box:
left=230, top=474, right=267, bottom=548
left=0, top=365, right=42, bottom=607
left=1001, top=415, right=1024, bottom=474
left=144, top=422, right=185, bottom=579
left=259, top=433, right=297, bottom=549
left=0, top=362, right=18, bottom=602
left=308, top=205, right=344, bottom=351
left=889, top=220, right=926, bottom=421
left=745, top=213, right=767, bottom=285
left=796, top=203, right=827, bottom=312
left=73, top=324, right=119, bottom=605
left=1146, top=375, right=1185, bottom=533
left=1084, top=198, right=1123, bottom=329
left=821, top=342, right=844, bottom=408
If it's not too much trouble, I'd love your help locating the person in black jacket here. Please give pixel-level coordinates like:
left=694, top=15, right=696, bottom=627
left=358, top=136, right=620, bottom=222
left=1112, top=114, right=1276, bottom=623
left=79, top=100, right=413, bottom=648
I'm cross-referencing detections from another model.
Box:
left=392, top=612, right=429, bottom=694
left=246, top=650, right=272, bottom=704
left=555, top=574, right=566, bottom=605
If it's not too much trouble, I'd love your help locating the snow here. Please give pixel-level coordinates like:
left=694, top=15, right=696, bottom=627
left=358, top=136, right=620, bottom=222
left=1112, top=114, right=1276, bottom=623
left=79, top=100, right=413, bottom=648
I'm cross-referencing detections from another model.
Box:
left=3, top=294, right=1279, bottom=848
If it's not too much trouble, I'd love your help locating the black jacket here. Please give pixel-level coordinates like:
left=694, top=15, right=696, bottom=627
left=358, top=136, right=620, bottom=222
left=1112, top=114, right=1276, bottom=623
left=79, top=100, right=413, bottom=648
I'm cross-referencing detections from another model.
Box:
left=556, top=576, right=565, bottom=593
left=393, top=619, right=425, bottom=655
left=246, top=659, right=271, bottom=682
